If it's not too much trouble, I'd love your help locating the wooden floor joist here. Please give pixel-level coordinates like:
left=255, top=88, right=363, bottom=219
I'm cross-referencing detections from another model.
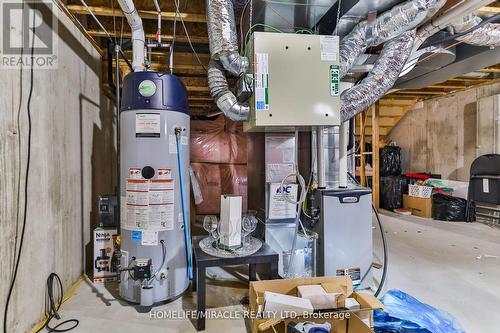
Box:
left=86, top=30, right=209, bottom=44
left=67, top=4, right=207, bottom=23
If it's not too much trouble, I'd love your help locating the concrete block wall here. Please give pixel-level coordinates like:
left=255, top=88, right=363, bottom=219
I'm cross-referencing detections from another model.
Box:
left=388, top=82, right=500, bottom=181
left=0, top=5, right=115, bottom=332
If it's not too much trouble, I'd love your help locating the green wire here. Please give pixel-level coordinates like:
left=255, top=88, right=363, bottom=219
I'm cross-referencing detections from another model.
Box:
left=242, top=25, right=316, bottom=57
left=295, top=28, right=313, bottom=34
left=242, top=23, right=284, bottom=57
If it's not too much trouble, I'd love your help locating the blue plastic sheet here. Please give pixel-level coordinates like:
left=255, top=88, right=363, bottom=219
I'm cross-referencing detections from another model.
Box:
left=374, top=290, right=465, bottom=333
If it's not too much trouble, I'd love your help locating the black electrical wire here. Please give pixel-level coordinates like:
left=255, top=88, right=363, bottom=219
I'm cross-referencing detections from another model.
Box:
left=419, top=13, right=500, bottom=49
left=12, top=0, right=25, bottom=281
left=148, top=240, right=167, bottom=284
left=34, top=273, right=79, bottom=333
left=347, top=172, right=388, bottom=298
left=3, top=5, right=35, bottom=333
left=173, top=0, right=207, bottom=72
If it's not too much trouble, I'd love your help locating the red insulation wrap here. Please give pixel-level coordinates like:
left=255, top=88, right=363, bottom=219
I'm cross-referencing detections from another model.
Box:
left=190, top=117, right=247, bottom=164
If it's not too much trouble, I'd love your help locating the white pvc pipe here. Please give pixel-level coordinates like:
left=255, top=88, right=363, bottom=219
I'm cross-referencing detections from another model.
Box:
left=338, top=122, right=348, bottom=188
left=117, top=0, right=145, bottom=71
left=317, top=126, right=326, bottom=189
left=415, top=0, right=497, bottom=50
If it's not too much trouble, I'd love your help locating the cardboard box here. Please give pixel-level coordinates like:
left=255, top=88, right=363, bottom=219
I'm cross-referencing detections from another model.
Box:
left=264, top=291, right=314, bottom=315
left=249, top=276, right=384, bottom=333
left=403, top=194, right=433, bottom=218
left=93, top=228, right=119, bottom=283
left=297, top=285, right=339, bottom=310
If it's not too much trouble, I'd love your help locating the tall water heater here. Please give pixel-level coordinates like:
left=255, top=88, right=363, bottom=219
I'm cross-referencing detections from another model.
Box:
left=119, top=71, right=190, bottom=305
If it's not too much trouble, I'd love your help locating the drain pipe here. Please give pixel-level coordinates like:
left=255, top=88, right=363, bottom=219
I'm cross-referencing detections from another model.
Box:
left=117, top=0, right=145, bottom=71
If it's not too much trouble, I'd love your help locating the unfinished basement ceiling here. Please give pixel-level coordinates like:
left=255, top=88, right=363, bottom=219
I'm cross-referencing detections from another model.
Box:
left=58, top=0, right=500, bottom=117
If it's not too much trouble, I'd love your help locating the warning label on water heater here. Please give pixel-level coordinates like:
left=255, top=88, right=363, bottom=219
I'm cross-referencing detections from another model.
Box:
left=136, top=113, right=160, bottom=138
left=123, top=178, right=175, bottom=231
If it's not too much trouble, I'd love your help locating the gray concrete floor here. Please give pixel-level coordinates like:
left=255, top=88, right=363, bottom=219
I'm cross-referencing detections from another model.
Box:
left=54, top=213, right=500, bottom=333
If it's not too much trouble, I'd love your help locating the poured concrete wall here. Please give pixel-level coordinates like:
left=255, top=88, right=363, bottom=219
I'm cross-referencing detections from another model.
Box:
left=0, top=4, right=116, bottom=332
left=389, top=82, right=500, bottom=181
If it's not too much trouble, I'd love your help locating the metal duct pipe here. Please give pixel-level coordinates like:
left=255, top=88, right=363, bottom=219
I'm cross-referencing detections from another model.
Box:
left=415, top=0, right=497, bottom=49
left=452, top=13, right=500, bottom=47
left=207, top=59, right=249, bottom=121
left=340, top=30, right=416, bottom=122
left=206, top=0, right=246, bottom=76
left=117, top=0, right=145, bottom=71
left=339, top=0, right=446, bottom=78
left=206, top=0, right=249, bottom=121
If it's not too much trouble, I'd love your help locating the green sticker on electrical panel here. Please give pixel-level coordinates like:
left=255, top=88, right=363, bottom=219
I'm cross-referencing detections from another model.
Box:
left=138, top=80, right=157, bottom=97
left=330, top=65, right=340, bottom=97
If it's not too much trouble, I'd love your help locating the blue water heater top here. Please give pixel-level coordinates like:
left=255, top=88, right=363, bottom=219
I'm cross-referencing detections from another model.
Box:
left=121, top=71, right=189, bottom=114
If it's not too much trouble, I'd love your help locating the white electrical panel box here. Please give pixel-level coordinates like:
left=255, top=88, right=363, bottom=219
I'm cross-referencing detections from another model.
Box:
left=244, top=32, right=341, bottom=132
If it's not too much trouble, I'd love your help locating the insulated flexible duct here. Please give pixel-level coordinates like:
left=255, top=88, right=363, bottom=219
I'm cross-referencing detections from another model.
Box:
left=208, top=59, right=249, bottom=121
left=452, top=13, right=500, bottom=47
left=340, top=30, right=416, bottom=122
left=339, top=0, right=446, bottom=78
left=206, top=0, right=249, bottom=121
left=207, top=0, right=245, bottom=76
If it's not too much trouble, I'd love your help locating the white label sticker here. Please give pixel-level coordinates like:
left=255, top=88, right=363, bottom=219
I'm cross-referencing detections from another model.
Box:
left=136, top=113, right=160, bottom=136
left=129, top=168, right=142, bottom=179
left=169, top=134, right=188, bottom=153
left=268, top=183, right=298, bottom=220
left=169, top=134, right=177, bottom=153
left=141, top=230, right=158, bottom=246
left=483, top=178, right=490, bottom=193
left=320, top=35, right=339, bottom=61
left=157, top=168, right=172, bottom=179
left=122, top=179, right=175, bottom=231
left=255, top=53, right=269, bottom=111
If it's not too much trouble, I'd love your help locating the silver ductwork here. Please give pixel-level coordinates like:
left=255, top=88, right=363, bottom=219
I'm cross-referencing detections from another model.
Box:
left=206, top=0, right=249, bottom=121
left=452, top=13, right=500, bottom=47
left=339, top=0, right=446, bottom=78
left=206, top=0, right=245, bottom=76
left=208, top=59, right=249, bottom=121
left=117, top=0, right=145, bottom=71
left=340, top=30, right=416, bottom=122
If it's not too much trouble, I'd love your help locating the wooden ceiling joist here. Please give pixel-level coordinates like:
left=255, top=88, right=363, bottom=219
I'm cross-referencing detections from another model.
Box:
left=67, top=4, right=207, bottom=23
left=479, top=66, right=500, bottom=73
left=394, top=90, right=447, bottom=95
left=478, top=5, right=500, bottom=14
left=86, top=30, right=209, bottom=44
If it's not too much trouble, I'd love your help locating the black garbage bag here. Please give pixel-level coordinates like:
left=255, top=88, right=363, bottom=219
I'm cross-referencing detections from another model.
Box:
left=380, top=146, right=402, bottom=177
left=380, top=176, right=407, bottom=211
left=432, top=193, right=467, bottom=222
